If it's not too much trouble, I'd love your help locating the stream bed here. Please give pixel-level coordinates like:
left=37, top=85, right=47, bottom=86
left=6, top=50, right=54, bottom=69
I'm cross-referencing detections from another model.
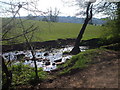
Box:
left=2, top=46, right=89, bottom=71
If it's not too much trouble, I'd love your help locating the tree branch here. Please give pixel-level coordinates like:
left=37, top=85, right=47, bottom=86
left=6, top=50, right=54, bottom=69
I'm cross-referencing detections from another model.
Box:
left=86, top=2, right=92, bottom=20
left=2, top=26, right=38, bottom=41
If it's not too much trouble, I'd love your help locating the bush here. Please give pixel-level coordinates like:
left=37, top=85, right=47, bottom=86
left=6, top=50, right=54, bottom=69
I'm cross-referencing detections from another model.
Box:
left=101, top=2, right=120, bottom=44
left=101, top=20, right=120, bottom=43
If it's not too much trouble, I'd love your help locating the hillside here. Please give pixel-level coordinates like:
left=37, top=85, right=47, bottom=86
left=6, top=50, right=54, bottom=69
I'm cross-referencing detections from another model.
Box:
left=2, top=18, right=103, bottom=45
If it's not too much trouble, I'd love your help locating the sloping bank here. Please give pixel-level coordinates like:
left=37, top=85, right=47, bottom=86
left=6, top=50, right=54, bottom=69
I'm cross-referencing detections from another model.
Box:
left=15, top=48, right=119, bottom=89
left=37, top=48, right=119, bottom=88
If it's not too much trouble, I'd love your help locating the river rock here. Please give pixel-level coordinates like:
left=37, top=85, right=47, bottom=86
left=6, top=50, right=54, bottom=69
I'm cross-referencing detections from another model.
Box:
left=54, top=59, right=62, bottom=63
left=45, top=61, right=50, bottom=66
left=44, top=52, right=49, bottom=56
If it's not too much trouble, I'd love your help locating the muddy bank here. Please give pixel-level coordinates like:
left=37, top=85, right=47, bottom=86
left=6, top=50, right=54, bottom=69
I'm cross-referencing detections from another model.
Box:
left=2, top=38, right=74, bottom=52
left=2, top=38, right=101, bottom=52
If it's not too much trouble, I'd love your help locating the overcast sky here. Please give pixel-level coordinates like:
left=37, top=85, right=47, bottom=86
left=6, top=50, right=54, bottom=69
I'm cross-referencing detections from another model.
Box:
left=0, top=0, right=79, bottom=17
left=0, top=0, right=114, bottom=18
left=34, top=0, right=78, bottom=16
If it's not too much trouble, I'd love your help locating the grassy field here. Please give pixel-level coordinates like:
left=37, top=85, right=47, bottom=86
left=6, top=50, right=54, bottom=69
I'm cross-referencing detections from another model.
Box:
left=2, top=19, right=103, bottom=44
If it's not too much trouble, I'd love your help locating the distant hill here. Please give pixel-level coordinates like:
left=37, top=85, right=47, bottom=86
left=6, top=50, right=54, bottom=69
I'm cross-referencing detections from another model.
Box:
left=57, top=16, right=107, bottom=25
left=18, top=16, right=107, bottom=25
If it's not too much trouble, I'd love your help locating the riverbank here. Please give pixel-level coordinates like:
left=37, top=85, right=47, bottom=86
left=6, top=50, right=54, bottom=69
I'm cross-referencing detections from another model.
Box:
left=2, top=38, right=102, bottom=52
left=2, top=38, right=120, bottom=89
left=15, top=49, right=119, bottom=89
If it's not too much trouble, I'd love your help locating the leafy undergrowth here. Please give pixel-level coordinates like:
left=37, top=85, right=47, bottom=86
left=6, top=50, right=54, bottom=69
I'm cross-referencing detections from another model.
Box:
left=57, top=48, right=108, bottom=75
left=7, top=63, right=48, bottom=86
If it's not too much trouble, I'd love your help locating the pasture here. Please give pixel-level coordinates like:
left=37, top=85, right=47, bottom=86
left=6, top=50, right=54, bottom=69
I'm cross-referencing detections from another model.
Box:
left=2, top=19, right=103, bottom=45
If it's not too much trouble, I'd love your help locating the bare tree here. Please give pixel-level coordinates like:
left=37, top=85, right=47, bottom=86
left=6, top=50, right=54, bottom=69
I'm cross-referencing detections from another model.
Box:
left=71, top=1, right=93, bottom=54
left=70, top=0, right=116, bottom=54
left=17, top=4, right=39, bottom=79
left=48, top=7, right=60, bottom=22
left=0, top=0, right=48, bottom=88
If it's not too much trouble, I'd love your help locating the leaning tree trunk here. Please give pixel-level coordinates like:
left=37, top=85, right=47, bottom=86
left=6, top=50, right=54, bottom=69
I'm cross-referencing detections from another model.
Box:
left=71, top=2, right=93, bottom=55
left=70, top=19, right=90, bottom=54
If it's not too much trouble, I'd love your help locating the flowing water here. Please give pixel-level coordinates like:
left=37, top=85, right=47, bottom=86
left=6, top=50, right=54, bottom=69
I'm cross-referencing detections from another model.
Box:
left=2, top=46, right=89, bottom=71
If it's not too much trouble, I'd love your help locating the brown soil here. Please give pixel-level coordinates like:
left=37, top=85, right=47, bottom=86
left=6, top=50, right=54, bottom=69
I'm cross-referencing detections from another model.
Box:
left=16, top=50, right=120, bottom=89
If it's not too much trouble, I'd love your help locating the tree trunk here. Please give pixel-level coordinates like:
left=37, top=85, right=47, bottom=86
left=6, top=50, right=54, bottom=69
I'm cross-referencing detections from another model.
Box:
left=23, top=30, right=39, bottom=80
left=2, top=57, right=12, bottom=90
left=26, top=41, right=39, bottom=80
left=70, top=19, right=90, bottom=55
left=20, top=20, right=39, bottom=80
left=31, top=50, right=39, bottom=80
left=70, top=2, right=93, bottom=55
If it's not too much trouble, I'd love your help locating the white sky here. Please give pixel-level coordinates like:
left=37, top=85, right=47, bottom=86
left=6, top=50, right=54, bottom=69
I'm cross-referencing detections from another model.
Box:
left=36, top=0, right=78, bottom=16
left=0, top=0, right=112, bottom=18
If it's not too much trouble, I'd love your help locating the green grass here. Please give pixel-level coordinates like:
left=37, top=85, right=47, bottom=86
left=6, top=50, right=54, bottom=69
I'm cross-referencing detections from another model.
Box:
left=3, top=62, right=48, bottom=86
left=2, top=18, right=103, bottom=45
left=58, top=49, right=103, bottom=75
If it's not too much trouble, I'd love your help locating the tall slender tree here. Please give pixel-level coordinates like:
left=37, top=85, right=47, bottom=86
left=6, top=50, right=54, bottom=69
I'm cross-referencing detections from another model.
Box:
left=71, top=1, right=93, bottom=54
